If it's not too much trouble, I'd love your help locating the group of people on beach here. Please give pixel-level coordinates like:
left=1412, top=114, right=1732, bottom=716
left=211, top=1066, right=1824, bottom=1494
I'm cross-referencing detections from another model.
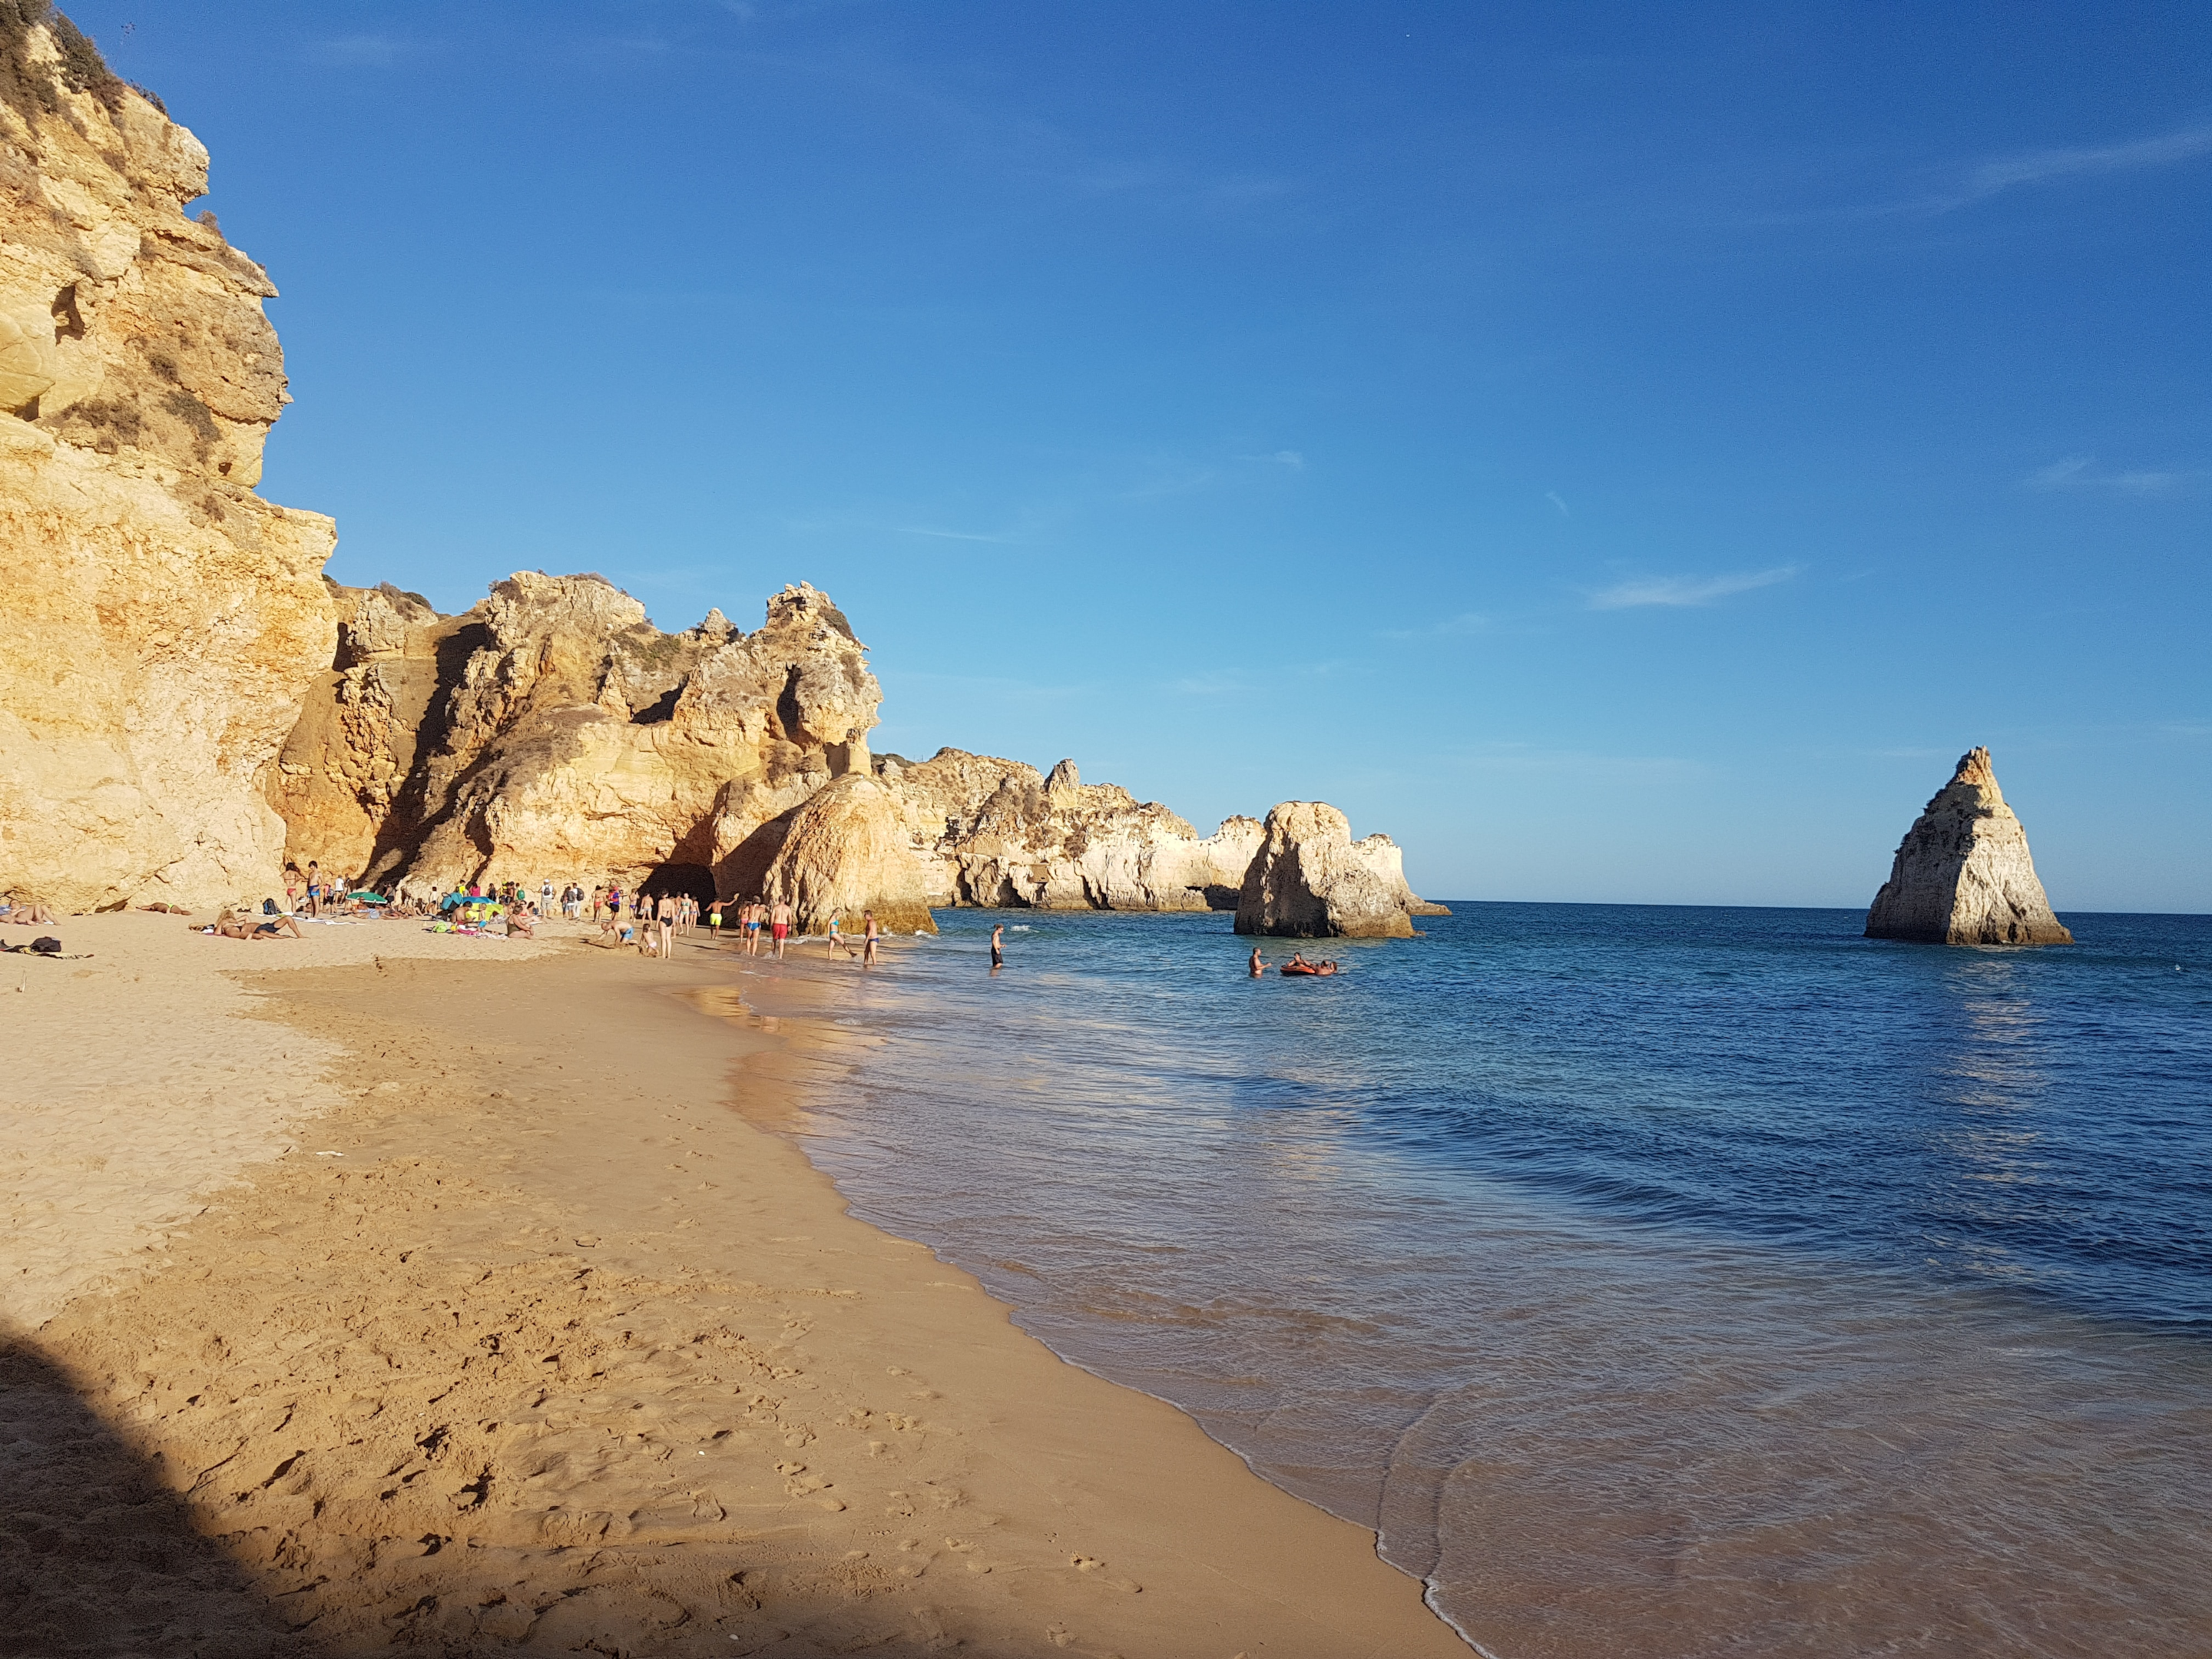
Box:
left=697, top=897, right=886, bottom=967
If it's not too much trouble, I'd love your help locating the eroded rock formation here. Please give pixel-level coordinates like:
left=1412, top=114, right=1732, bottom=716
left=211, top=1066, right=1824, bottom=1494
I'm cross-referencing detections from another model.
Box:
left=763, top=773, right=939, bottom=935
left=1865, top=747, right=2072, bottom=945
left=0, top=18, right=1441, bottom=924
left=880, top=751, right=1263, bottom=912
left=0, top=15, right=337, bottom=912
left=273, top=576, right=879, bottom=899
left=1234, top=801, right=1430, bottom=939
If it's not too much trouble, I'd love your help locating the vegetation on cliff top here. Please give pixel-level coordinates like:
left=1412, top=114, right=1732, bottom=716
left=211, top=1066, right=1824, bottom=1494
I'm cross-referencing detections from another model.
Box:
left=0, top=1, right=163, bottom=121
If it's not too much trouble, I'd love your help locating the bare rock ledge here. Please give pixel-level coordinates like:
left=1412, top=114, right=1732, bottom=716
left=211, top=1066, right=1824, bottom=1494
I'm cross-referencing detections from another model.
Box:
left=1233, top=801, right=1436, bottom=939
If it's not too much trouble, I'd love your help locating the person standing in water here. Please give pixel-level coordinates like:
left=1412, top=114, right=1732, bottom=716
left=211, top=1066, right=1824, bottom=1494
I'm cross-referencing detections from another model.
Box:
left=863, top=910, right=880, bottom=968
left=707, top=899, right=724, bottom=946
left=656, top=892, right=676, bottom=958
left=1249, top=945, right=1265, bottom=977
left=990, top=922, right=1005, bottom=972
left=770, top=898, right=793, bottom=959
left=826, top=912, right=843, bottom=958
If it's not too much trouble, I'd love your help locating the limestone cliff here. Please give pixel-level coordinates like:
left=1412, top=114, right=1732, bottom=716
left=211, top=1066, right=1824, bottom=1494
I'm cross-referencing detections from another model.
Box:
left=763, top=773, right=939, bottom=935
left=1865, top=747, right=2072, bottom=945
left=271, top=576, right=879, bottom=898
left=0, top=11, right=336, bottom=911
left=1234, top=801, right=1426, bottom=939
left=879, top=751, right=1263, bottom=912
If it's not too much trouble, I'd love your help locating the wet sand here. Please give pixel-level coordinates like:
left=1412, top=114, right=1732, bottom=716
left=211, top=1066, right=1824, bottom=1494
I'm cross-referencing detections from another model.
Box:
left=2, top=916, right=1467, bottom=1657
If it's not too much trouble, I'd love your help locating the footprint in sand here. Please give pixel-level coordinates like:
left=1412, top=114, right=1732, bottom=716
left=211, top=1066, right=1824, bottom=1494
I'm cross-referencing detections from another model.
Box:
left=1045, top=1626, right=1076, bottom=1649
left=1071, top=1555, right=1142, bottom=1594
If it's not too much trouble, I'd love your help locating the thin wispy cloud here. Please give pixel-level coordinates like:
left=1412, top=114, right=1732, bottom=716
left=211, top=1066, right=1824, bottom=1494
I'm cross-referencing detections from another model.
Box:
left=1545, top=491, right=1570, bottom=518
left=1382, top=611, right=1493, bottom=640
left=2027, top=455, right=2204, bottom=495
left=1943, top=122, right=2212, bottom=210
left=1237, top=449, right=1305, bottom=469
left=1588, top=566, right=1800, bottom=611
left=1067, top=161, right=1301, bottom=214
left=897, top=525, right=1023, bottom=544
left=1754, top=119, right=2212, bottom=224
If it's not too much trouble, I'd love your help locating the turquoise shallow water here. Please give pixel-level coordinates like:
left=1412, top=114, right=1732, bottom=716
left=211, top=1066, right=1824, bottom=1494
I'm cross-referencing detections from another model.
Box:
left=733, top=904, right=2212, bottom=1657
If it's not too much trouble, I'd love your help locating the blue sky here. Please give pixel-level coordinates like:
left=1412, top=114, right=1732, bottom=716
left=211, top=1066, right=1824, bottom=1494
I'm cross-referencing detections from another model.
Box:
left=80, top=2, right=2208, bottom=909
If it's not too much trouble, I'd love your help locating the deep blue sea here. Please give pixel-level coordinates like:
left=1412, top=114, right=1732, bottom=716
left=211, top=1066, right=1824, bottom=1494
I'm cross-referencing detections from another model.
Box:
left=731, top=904, right=2212, bottom=1657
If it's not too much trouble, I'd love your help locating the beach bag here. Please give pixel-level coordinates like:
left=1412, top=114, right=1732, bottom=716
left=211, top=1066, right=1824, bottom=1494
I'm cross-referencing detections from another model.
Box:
left=30, top=936, right=61, bottom=954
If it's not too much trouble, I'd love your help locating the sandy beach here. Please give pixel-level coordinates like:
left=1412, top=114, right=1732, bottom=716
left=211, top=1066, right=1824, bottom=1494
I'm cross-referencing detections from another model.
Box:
left=2, top=914, right=1468, bottom=1657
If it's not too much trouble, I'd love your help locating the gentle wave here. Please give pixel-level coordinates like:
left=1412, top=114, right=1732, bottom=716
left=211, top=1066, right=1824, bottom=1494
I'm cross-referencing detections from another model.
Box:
left=737, top=902, right=2212, bottom=1656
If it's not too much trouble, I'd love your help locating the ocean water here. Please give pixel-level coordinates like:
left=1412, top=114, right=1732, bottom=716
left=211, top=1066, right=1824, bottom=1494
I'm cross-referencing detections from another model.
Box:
left=732, top=904, right=2212, bottom=1657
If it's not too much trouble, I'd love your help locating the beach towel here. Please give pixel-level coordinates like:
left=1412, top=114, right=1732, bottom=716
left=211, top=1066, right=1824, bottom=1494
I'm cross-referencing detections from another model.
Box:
left=2, top=939, right=91, bottom=959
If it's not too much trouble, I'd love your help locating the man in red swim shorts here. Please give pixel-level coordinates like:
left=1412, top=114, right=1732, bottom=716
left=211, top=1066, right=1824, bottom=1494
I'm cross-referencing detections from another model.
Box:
left=770, top=898, right=793, bottom=959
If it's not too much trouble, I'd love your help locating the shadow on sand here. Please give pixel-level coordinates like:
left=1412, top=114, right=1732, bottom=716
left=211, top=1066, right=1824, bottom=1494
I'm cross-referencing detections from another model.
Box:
left=1, top=1334, right=973, bottom=1658
left=0, top=1333, right=309, bottom=1657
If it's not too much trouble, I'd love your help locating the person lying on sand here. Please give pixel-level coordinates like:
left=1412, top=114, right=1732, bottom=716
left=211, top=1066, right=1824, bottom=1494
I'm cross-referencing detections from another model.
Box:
left=202, top=909, right=304, bottom=940
left=2, top=899, right=58, bottom=926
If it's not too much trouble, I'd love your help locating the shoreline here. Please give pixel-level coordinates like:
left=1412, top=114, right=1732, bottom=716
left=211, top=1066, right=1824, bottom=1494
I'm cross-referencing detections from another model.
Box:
left=5, top=917, right=1469, bottom=1656
left=684, top=952, right=1495, bottom=1654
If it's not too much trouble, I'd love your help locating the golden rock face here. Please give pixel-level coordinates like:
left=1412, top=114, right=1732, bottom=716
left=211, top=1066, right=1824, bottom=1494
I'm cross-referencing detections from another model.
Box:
left=270, top=578, right=888, bottom=901
left=0, top=28, right=337, bottom=912
left=1866, top=748, right=2074, bottom=946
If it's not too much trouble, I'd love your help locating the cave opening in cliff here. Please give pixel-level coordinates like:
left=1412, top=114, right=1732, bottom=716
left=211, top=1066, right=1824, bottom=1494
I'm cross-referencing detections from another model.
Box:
left=631, top=686, right=680, bottom=724
left=639, top=863, right=718, bottom=909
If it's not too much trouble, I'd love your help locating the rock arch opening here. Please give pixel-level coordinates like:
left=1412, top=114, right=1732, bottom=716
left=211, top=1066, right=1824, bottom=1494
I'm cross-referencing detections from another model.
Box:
left=639, top=863, right=718, bottom=909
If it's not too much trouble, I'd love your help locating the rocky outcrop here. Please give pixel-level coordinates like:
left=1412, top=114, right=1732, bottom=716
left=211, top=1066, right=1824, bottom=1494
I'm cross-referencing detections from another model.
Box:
left=763, top=773, right=938, bottom=935
left=271, top=576, right=879, bottom=898
left=0, top=15, right=336, bottom=912
left=1866, top=747, right=2072, bottom=945
left=264, top=581, right=449, bottom=880
left=0, top=17, right=1445, bottom=929
left=879, top=750, right=1263, bottom=912
left=1234, top=802, right=1429, bottom=939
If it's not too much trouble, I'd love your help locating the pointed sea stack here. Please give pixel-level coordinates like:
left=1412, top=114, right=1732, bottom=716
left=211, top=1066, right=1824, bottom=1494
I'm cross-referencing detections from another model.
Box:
left=1865, top=748, right=2072, bottom=945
